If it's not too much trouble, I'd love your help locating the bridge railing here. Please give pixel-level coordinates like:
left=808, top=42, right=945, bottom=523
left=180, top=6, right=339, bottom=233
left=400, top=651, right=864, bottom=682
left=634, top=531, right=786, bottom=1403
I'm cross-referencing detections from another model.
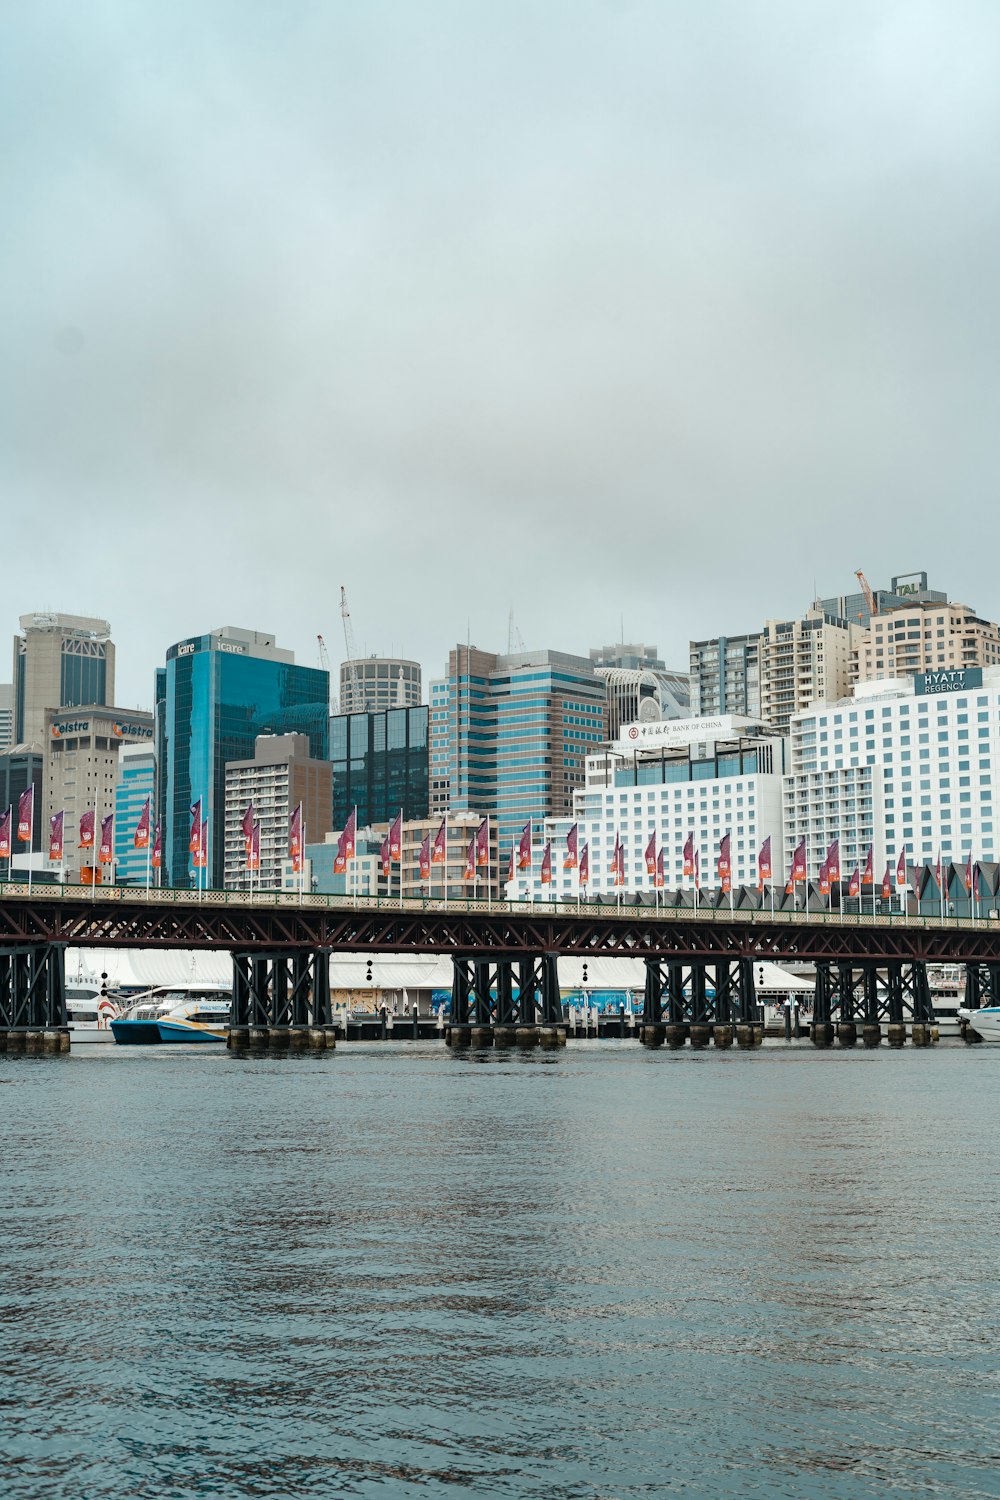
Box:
left=0, top=880, right=996, bottom=931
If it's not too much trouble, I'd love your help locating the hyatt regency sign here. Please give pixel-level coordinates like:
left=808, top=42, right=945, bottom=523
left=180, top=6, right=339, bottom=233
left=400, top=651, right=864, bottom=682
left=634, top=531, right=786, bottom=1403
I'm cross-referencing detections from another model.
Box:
left=914, top=669, right=983, bottom=696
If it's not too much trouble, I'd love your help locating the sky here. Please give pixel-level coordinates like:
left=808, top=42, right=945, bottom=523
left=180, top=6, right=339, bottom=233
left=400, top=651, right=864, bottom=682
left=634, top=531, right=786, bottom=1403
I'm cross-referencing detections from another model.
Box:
left=3, top=1, right=1000, bottom=711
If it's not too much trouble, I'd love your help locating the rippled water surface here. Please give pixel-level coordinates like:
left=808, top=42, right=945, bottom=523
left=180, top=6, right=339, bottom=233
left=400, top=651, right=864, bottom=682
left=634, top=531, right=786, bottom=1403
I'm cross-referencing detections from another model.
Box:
left=2, top=1042, right=999, bottom=1499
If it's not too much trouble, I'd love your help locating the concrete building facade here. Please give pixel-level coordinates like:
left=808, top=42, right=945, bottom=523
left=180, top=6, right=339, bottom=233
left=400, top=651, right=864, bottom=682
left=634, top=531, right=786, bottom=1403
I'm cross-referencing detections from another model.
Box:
left=855, top=601, right=1000, bottom=684
left=114, top=742, right=157, bottom=886
left=689, top=633, right=761, bottom=719
left=340, top=657, right=421, bottom=715
left=44, top=707, right=154, bottom=883
left=758, top=609, right=862, bottom=734
left=223, top=733, right=332, bottom=891
left=13, top=613, right=114, bottom=749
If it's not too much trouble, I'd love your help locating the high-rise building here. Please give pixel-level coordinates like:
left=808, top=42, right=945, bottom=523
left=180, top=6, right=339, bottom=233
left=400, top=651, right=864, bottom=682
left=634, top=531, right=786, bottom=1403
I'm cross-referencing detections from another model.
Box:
left=589, top=644, right=690, bottom=738
left=156, top=626, right=329, bottom=890
left=428, top=677, right=451, bottom=815
left=13, top=613, right=114, bottom=748
left=786, top=665, right=1000, bottom=880
left=0, top=685, right=12, bottom=752
left=114, top=742, right=157, bottom=886
left=855, top=600, right=1000, bottom=683
left=689, top=633, right=761, bottom=719
left=340, top=658, right=421, bottom=715
left=329, top=705, right=429, bottom=832
left=437, top=645, right=606, bottom=851
left=223, top=733, right=332, bottom=890
left=758, top=609, right=862, bottom=734
left=44, top=708, right=154, bottom=883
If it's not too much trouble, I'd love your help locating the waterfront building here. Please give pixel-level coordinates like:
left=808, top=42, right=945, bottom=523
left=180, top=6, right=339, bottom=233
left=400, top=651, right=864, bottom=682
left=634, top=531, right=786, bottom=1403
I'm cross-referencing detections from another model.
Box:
left=0, top=685, right=12, bottom=752
left=312, top=812, right=500, bottom=901
left=521, top=714, right=785, bottom=900
left=436, top=644, right=606, bottom=851
left=156, top=627, right=329, bottom=890
left=44, top=708, right=154, bottom=883
left=329, top=704, right=429, bottom=832
left=855, top=599, right=1000, bottom=684
left=758, top=609, right=862, bottom=734
left=340, top=657, right=421, bottom=715
left=785, top=666, right=1000, bottom=890
left=13, top=613, right=114, bottom=749
left=114, top=742, right=156, bottom=886
left=689, top=632, right=761, bottom=719
left=223, top=733, right=332, bottom=891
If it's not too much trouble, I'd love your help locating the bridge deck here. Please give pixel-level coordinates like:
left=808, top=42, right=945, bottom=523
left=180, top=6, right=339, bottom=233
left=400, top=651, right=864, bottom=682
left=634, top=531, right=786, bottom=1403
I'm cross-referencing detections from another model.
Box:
left=0, top=883, right=996, bottom=962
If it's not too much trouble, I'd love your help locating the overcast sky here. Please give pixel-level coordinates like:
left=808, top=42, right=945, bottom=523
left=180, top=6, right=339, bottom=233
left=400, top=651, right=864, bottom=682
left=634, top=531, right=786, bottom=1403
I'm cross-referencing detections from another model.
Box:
left=3, top=1, right=999, bottom=709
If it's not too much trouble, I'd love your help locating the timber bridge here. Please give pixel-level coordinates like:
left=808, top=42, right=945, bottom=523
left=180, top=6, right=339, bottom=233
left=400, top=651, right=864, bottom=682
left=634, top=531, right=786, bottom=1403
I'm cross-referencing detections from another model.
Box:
left=1, top=884, right=999, bottom=1053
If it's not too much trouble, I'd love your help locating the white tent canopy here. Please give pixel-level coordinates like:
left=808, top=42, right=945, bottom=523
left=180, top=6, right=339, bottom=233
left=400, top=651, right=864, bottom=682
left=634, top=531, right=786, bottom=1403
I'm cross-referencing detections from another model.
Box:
left=65, top=949, right=810, bottom=996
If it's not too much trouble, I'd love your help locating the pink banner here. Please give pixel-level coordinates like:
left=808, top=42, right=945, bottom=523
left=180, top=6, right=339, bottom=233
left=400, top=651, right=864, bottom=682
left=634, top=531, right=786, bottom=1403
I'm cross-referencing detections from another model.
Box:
left=99, top=814, right=114, bottom=864
left=517, top=820, right=532, bottom=871
left=152, top=821, right=162, bottom=869
left=431, top=818, right=447, bottom=865
left=49, top=811, right=64, bottom=862
left=79, top=809, right=95, bottom=848
left=0, top=806, right=11, bottom=859
left=645, top=831, right=656, bottom=877
left=17, top=786, right=33, bottom=843
left=540, top=841, right=552, bottom=885
left=389, top=812, right=402, bottom=862
left=134, top=797, right=150, bottom=850
left=579, top=842, right=589, bottom=886
left=242, top=801, right=256, bottom=855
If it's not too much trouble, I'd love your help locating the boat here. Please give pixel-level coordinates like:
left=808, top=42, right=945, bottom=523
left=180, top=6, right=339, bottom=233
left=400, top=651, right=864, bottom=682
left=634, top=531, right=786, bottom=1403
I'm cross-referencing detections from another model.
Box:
left=957, top=1006, right=1000, bottom=1043
left=65, top=985, right=122, bottom=1041
left=110, top=985, right=232, bottom=1045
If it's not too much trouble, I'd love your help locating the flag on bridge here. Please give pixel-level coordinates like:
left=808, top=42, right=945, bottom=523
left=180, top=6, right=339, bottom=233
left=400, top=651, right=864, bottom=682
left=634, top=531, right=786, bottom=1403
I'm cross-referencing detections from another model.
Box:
left=463, top=833, right=476, bottom=881
left=758, top=836, right=772, bottom=888
left=579, top=842, right=590, bottom=886
left=99, top=814, right=114, bottom=864
left=792, top=837, right=807, bottom=882
left=718, top=832, right=731, bottom=894
left=645, top=831, right=657, bottom=877
left=683, top=832, right=695, bottom=878
left=896, top=848, right=907, bottom=887
left=79, top=809, right=94, bottom=849
left=848, top=865, right=861, bottom=898
left=656, top=848, right=665, bottom=889
left=882, top=863, right=892, bottom=900
left=242, top=802, right=255, bottom=856
left=18, top=787, right=33, bottom=843
left=862, top=844, right=874, bottom=886
left=418, top=832, right=431, bottom=880
left=389, top=811, right=403, bottom=862
left=541, top=841, right=552, bottom=885
left=135, top=798, right=150, bottom=850
left=476, top=817, right=489, bottom=868
left=151, top=821, right=162, bottom=869
left=189, top=800, right=202, bottom=854
left=826, top=839, right=840, bottom=886
left=0, top=806, right=11, bottom=860
left=564, top=822, right=578, bottom=870
left=380, top=833, right=391, bottom=878
left=49, top=812, right=64, bottom=862
left=518, top=820, right=532, bottom=871
left=431, top=817, right=447, bottom=865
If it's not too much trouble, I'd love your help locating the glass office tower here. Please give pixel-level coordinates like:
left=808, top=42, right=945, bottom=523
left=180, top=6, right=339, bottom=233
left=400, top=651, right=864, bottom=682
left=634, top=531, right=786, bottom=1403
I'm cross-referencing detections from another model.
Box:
left=329, top=705, right=429, bottom=830
left=157, top=628, right=329, bottom=889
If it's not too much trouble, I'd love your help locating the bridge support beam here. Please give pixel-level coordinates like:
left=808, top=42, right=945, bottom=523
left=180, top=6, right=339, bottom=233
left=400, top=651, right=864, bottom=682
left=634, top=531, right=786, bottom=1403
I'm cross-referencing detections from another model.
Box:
left=448, top=954, right=566, bottom=1049
left=229, top=950, right=335, bottom=1052
left=0, top=944, right=69, bottom=1054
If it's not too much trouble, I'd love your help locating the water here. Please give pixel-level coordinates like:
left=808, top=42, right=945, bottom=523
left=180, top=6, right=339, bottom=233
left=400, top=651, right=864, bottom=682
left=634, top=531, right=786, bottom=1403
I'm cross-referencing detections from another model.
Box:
left=2, top=1042, right=999, bottom=1499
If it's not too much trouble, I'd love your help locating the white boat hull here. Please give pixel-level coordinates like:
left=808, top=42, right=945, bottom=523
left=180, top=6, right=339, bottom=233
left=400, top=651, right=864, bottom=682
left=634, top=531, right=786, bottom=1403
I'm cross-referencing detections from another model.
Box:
left=958, top=1006, right=1000, bottom=1042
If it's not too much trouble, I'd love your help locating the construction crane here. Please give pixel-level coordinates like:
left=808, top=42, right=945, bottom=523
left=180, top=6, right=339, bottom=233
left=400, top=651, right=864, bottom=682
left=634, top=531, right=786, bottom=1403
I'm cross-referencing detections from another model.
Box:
left=507, top=607, right=525, bottom=653
left=317, top=634, right=338, bottom=713
left=855, top=569, right=878, bottom=621
left=340, top=586, right=363, bottom=714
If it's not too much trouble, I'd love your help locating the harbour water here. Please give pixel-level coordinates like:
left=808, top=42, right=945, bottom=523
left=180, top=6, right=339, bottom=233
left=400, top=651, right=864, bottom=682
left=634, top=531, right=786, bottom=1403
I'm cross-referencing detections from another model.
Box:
left=2, top=1043, right=998, bottom=1499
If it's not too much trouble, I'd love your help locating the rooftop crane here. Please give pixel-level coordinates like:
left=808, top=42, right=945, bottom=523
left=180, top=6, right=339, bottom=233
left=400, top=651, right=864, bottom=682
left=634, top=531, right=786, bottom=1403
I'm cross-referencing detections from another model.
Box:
left=317, top=634, right=338, bottom=713
left=340, top=586, right=363, bottom=714
left=855, top=569, right=878, bottom=621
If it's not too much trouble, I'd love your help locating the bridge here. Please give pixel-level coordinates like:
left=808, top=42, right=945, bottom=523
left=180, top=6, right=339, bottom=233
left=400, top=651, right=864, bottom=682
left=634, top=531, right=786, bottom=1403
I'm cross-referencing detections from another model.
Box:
left=1, top=883, right=997, bottom=1051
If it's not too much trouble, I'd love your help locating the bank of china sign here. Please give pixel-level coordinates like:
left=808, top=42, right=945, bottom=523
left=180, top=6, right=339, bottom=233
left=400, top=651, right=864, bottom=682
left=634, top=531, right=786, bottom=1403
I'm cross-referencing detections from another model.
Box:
left=617, top=716, right=735, bottom=751
left=915, top=669, right=983, bottom=696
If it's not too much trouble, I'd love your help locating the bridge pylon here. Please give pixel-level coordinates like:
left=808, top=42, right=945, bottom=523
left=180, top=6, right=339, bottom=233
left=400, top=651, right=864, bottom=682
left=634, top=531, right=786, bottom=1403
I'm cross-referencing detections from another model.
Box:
left=640, top=957, right=761, bottom=1050
left=447, top=953, right=565, bottom=1050
left=0, top=943, right=70, bottom=1055
left=229, top=949, right=336, bottom=1053
left=811, top=960, right=937, bottom=1047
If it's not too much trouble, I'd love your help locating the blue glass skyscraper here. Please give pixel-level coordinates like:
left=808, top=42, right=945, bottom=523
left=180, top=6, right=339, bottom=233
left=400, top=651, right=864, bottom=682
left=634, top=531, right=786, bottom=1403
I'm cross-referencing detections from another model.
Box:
left=156, top=627, right=329, bottom=889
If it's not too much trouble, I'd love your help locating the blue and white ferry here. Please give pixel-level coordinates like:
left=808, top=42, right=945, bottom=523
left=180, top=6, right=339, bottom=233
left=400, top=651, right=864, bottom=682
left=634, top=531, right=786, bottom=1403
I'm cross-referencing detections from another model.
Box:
left=110, top=986, right=232, bottom=1045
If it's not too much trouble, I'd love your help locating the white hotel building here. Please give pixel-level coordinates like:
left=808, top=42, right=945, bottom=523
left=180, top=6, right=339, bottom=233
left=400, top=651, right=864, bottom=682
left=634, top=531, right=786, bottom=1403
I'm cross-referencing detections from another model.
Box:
left=785, top=668, right=1000, bottom=879
left=514, top=715, right=786, bottom=900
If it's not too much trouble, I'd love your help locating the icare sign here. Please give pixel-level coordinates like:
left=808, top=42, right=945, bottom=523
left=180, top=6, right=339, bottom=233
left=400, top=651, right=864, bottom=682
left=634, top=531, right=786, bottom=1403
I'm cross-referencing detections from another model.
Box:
left=915, top=669, right=983, bottom=696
